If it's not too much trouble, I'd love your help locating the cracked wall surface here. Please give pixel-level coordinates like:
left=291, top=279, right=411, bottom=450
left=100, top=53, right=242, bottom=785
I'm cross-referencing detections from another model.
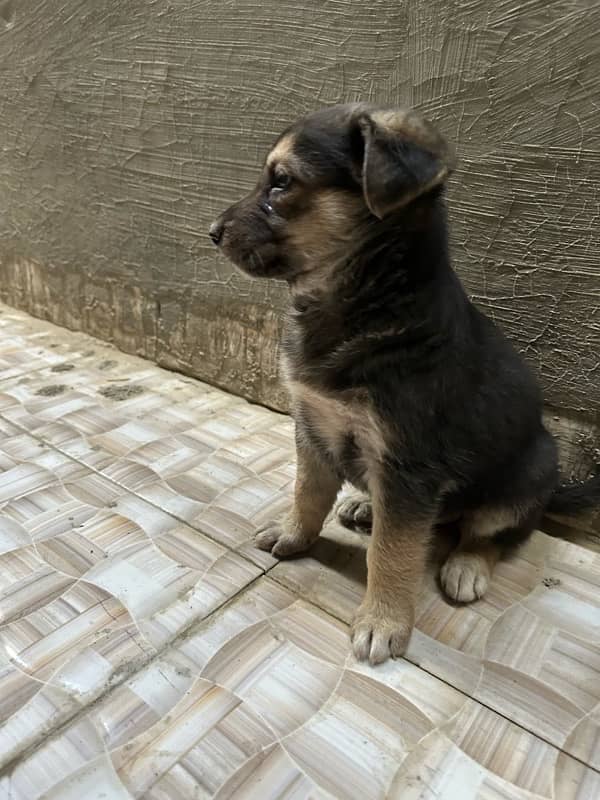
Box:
left=0, top=1, right=598, bottom=434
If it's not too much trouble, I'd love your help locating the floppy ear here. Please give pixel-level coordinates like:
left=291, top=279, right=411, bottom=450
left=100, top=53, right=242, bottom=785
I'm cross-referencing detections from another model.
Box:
left=354, top=108, right=454, bottom=219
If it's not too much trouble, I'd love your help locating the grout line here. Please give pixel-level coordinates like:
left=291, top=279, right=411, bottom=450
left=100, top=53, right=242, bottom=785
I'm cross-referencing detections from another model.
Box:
left=264, top=569, right=600, bottom=777
left=0, top=571, right=267, bottom=779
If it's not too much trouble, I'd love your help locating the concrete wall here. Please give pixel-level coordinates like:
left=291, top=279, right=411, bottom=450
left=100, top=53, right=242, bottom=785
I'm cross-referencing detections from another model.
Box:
left=0, top=1, right=598, bottom=466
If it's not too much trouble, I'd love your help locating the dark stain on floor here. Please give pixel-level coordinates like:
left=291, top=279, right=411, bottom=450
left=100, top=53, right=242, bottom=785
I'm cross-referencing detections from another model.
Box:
left=50, top=363, right=75, bottom=373
left=99, top=384, right=144, bottom=401
left=35, top=384, right=67, bottom=397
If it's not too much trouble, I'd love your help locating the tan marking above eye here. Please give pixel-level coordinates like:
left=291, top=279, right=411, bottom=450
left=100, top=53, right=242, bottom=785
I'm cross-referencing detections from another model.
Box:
left=266, top=134, right=295, bottom=170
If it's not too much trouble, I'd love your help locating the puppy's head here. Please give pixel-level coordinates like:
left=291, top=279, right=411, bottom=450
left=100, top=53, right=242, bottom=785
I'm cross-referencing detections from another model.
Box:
left=210, top=104, right=453, bottom=281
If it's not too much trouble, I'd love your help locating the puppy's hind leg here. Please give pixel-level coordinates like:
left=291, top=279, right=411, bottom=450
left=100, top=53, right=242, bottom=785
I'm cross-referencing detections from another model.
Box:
left=442, top=430, right=557, bottom=603
left=440, top=504, right=541, bottom=603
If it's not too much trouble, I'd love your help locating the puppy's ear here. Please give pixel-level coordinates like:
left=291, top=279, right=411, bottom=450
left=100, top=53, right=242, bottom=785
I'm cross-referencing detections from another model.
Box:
left=352, top=108, right=454, bottom=219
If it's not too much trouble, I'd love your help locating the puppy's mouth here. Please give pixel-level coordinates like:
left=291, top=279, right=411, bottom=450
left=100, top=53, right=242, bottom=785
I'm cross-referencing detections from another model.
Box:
left=210, top=212, right=292, bottom=279
left=220, top=240, right=290, bottom=280
left=229, top=251, right=284, bottom=279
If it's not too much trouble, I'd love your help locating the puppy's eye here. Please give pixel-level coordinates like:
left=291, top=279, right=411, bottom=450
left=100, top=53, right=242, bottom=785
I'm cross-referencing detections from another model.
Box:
left=271, top=172, right=292, bottom=191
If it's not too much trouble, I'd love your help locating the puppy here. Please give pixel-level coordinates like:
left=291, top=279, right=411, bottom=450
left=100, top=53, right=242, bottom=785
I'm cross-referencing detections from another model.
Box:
left=210, top=103, right=600, bottom=665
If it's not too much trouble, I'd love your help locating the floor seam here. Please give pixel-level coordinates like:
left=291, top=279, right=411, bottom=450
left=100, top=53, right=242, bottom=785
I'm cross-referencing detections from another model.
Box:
left=264, top=569, right=600, bottom=777
left=0, top=410, right=266, bottom=581
left=0, top=572, right=268, bottom=779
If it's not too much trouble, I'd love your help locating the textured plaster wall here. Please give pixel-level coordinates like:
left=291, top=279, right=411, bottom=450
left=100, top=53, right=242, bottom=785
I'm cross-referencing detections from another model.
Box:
left=0, top=1, right=598, bottom=430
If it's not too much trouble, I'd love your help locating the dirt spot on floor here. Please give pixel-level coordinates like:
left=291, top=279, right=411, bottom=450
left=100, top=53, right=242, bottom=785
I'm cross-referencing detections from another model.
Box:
left=98, top=359, right=118, bottom=370
left=99, top=384, right=144, bottom=401
left=50, top=363, right=75, bottom=373
left=35, top=384, right=67, bottom=397
left=542, top=577, right=561, bottom=588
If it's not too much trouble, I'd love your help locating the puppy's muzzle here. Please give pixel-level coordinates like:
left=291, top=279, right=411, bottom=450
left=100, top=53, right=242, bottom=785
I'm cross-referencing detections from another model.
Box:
left=209, top=219, right=224, bottom=246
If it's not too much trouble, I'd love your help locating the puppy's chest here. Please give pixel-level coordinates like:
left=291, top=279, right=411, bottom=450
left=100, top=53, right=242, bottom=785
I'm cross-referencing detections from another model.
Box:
left=288, top=379, right=387, bottom=480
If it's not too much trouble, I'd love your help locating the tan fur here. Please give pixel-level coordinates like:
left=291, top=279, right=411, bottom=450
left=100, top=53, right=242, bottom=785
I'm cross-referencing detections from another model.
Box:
left=293, top=441, right=341, bottom=536
left=266, top=134, right=298, bottom=172
left=216, top=106, right=516, bottom=666
left=440, top=541, right=500, bottom=603
left=461, top=503, right=530, bottom=540
left=370, top=108, right=452, bottom=162
left=439, top=502, right=530, bottom=603
left=254, top=438, right=340, bottom=558
left=286, top=189, right=366, bottom=293
left=287, top=379, right=388, bottom=471
left=353, top=484, right=433, bottom=664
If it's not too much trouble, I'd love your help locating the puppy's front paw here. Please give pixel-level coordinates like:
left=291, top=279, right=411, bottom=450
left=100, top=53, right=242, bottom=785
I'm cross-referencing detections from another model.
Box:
left=440, top=550, right=490, bottom=603
left=254, top=518, right=315, bottom=558
left=351, top=600, right=414, bottom=665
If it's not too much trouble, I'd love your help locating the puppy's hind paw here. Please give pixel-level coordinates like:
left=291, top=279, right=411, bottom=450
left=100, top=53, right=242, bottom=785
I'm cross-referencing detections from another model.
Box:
left=336, top=494, right=372, bottom=530
left=440, top=551, right=491, bottom=603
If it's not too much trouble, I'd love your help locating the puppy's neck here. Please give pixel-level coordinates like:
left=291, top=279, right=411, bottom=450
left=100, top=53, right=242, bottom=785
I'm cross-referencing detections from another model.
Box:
left=289, top=195, right=453, bottom=314
left=283, top=196, right=467, bottom=388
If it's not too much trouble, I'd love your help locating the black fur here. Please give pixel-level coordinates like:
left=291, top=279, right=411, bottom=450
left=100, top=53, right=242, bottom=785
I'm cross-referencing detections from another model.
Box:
left=547, top=471, right=600, bottom=514
left=212, top=103, right=600, bottom=544
left=285, top=193, right=562, bottom=525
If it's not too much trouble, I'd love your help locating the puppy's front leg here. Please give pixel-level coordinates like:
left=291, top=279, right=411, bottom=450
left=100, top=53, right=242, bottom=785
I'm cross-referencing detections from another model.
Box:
left=255, top=436, right=341, bottom=558
left=352, top=484, right=433, bottom=665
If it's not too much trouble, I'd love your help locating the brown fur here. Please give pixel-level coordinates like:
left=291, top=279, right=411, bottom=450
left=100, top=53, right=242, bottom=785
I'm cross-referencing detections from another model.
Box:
left=254, top=436, right=341, bottom=557
left=266, top=134, right=297, bottom=171
left=210, top=103, right=591, bottom=665
left=286, top=189, right=366, bottom=294
left=287, top=379, right=387, bottom=469
left=352, top=479, right=433, bottom=663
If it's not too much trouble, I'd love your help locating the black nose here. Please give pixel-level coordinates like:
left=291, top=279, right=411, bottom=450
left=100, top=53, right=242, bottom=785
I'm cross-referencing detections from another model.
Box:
left=209, top=220, right=224, bottom=246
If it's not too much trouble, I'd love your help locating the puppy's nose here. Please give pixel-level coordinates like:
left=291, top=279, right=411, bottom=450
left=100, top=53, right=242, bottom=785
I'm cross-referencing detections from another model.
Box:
left=209, top=219, right=224, bottom=246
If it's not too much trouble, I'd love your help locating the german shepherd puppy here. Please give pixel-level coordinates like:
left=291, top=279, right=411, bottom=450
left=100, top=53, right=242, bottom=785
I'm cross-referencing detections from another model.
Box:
left=210, top=104, right=600, bottom=664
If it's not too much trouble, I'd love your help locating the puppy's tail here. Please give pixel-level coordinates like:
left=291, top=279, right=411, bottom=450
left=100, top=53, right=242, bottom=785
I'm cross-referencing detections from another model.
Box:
left=546, top=470, right=600, bottom=515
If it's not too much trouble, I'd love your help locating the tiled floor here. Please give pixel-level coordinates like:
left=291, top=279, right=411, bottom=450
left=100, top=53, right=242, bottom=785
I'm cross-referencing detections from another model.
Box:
left=0, top=304, right=598, bottom=799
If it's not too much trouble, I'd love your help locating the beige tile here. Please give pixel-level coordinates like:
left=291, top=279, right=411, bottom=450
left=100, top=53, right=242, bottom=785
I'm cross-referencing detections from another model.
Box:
left=0, top=659, right=39, bottom=725
left=0, top=362, right=296, bottom=563
left=112, top=679, right=276, bottom=798
left=284, top=669, right=430, bottom=800
left=1, top=716, right=109, bottom=800
left=563, top=711, right=600, bottom=772
left=387, top=729, right=545, bottom=799
left=91, top=650, right=198, bottom=750
left=214, top=744, right=332, bottom=799
left=0, top=306, right=97, bottom=380
left=203, top=624, right=341, bottom=739
left=3, top=573, right=600, bottom=799
left=0, top=433, right=263, bottom=770
left=554, top=749, right=600, bottom=800
left=270, top=519, right=600, bottom=762
left=40, top=756, right=134, bottom=800
left=444, top=699, right=560, bottom=796
left=0, top=684, right=83, bottom=771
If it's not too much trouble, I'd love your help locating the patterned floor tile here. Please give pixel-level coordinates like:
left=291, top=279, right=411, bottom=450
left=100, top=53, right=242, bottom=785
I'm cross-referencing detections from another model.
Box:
left=0, top=360, right=293, bottom=566
left=3, top=578, right=599, bottom=800
left=0, top=433, right=262, bottom=769
left=268, top=515, right=600, bottom=766
left=1, top=305, right=599, bottom=798
left=0, top=306, right=144, bottom=389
